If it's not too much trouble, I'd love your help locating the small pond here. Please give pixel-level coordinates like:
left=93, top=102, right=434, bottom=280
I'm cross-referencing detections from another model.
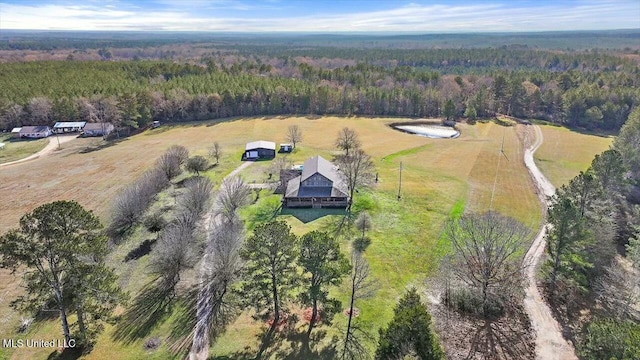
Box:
left=393, top=124, right=460, bottom=139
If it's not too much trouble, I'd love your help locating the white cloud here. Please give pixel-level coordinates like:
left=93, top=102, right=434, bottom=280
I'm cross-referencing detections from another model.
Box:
left=0, top=1, right=638, bottom=32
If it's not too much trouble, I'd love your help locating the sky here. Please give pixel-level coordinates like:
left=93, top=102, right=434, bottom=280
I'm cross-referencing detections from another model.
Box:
left=0, top=0, right=639, bottom=32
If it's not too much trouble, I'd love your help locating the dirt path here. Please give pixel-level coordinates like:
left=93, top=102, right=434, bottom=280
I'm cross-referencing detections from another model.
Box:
left=0, top=135, right=77, bottom=168
left=522, top=124, right=577, bottom=360
left=189, top=161, right=253, bottom=360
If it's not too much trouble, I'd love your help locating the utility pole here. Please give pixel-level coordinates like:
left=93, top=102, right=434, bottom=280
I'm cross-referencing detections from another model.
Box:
left=397, top=161, right=403, bottom=200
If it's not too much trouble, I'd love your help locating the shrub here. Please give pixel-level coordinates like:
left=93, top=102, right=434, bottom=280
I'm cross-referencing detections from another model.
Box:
left=353, top=236, right=371, bottom=252
left=143, top=337, right=161, bottom=350
left=186, top=155, right=209, bottom=176
left=143, top=212, right=167, bottom=233
left=443, top=288, right=505, bottom=318
left=579, top=318, right=640, bottom=360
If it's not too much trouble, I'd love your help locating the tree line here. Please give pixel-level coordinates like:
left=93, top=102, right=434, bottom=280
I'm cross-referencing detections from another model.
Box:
left=1, top=47, right=638, bottom=132
left=543, top=107, right=640, bottom=359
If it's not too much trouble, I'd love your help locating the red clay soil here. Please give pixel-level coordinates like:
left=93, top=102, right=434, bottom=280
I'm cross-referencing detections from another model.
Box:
left=302, top=307, right=324, bottom=323
left=343, top=307, right=360, bottom=318
left=265, top=312, right=290, bottom=328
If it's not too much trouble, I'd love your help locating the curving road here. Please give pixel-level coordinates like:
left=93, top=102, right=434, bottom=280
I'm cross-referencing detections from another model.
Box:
left=522, top=125, right=577, bottom=360
left=0, top=134, right=77, bottom=168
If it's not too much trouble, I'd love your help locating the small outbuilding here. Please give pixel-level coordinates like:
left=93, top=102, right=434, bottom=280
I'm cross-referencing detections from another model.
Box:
left=279, top=143, right=293, bottom=153
left=53, top=121, right=86, bottom=133
left=11, top=127, right=22, bottom=138
left=82, top=122, right=115, bottom=137
left=19, top=126, right=53, bottom=139
left=284, top=156, right=349, bottom=209
left=243, top=140, right=276, bottom=161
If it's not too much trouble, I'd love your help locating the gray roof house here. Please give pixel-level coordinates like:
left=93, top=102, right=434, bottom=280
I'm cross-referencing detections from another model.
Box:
left=82, top=122, right=115, bottom=137
left=19, top=126, right=53, bottom=139
left=284, top=156, right=349, bottom=208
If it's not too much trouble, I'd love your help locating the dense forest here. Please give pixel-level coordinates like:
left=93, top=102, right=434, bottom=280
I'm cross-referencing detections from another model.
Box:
left=1, top=30, right=639, bottom=360
left=2, top=29, right=640, bottom=50
left=1, top=43, right=639, bottom=133
left=1, top=30, right=639, bottom=132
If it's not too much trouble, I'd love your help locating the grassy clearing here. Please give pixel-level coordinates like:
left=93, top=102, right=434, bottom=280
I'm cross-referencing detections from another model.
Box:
left=0, top=135, right=48, bottom=164
left=0, top=116, right=598, bottom=359
left=534, top=125, right=614, bottom=187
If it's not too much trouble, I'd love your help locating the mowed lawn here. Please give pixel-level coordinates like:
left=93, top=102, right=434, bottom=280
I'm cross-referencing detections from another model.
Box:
left=534, top=125, right=614, bottom=187
left=0, top=116, right=597, bottom=359
left=0, top=135, right=48, bottom=164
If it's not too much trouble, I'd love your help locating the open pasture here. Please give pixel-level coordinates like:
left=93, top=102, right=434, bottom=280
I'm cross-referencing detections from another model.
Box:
left=534, top=125, right=614, bottom=187
left=0, top=135, right=48, bottom=164
left=0, top=116, right=609, bottom=359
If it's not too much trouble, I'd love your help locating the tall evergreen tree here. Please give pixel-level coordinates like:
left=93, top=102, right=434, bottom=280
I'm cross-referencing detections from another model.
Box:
left=240, top=220, right=300, bottom=359
left=0, top=201, right=125, bottom=347
left=375, top=288, right=443, bottom=360
left=299, top=231, right=350, bottom=341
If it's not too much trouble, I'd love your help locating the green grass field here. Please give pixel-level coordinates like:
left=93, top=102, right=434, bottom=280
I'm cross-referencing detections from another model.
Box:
left=0, top=135, right=48, bottom=164
left=534, top=125, right=614, bottom=187
left=0, top=117, right=610, bottom=359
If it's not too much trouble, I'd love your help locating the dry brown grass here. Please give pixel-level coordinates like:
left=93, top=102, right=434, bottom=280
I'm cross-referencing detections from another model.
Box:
left=0, top=116, right=607, bottom=359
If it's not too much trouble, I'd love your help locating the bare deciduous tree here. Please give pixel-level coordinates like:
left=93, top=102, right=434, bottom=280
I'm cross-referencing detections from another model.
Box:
left=596, top=259, right=640, bottom=321
left=27, top=97, right=53, bottom=125
left=286, top=124, right=303, bottom=149
left=446, top=211, right=530, bottom=316
left=77, top=97, right=99, bottom=123
left=343, top=251, right=376, bottom=359
left=108, top=168, right=168, bottom=238
left=157, top=145, right=190, bottom=181
left=189, top=215, right=245, bottom=359
left=354, top=211, right=372, bottom=240
left=92, top=95, right=121, bottom=126
left=179, top=177, right=214, bottom=220
left=267, top=156, right=292, bottom=182
left=208, top=141, right=222, bottom=165
left=0, top=103, right=24, bottom=129
left=335, top=127, right=361, bottom=156
left=214, top=176, right=251, bottom=222
left=338, top=149, right=375, bottom=210
left=149, top=223, right=198, bottom=295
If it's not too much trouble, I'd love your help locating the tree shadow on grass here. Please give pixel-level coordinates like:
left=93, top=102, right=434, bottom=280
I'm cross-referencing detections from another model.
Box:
left=46, top=347, right=83, bottom=360
left=165, top=287, right=198, bottom=354
left=466, top=311, right=534, bottom=360
left=111, top=282, right=175, bottom=344
left=78, top=138, right=129, bottom=154
left=252, top=321, right=336, bottom=360
left=281, top=207, right=347, bottom=224
left=123, top=238, right=157, bottom=262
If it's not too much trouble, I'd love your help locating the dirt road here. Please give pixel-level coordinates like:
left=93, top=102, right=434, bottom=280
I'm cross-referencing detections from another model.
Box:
left=522, top=124, right=577, bottom=360
left=189, top=161, right=253, bottom=360
left=0, top=135, right=77, bottom=168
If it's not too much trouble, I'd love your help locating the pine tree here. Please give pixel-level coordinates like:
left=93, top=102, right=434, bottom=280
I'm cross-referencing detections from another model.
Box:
left=299, top=231, right=350, bottom=341
left=240, top=220, right=300, bottom=359
left=375, top=288, right=444, bottom=360
left=0, top=201, right=125, bottom=348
